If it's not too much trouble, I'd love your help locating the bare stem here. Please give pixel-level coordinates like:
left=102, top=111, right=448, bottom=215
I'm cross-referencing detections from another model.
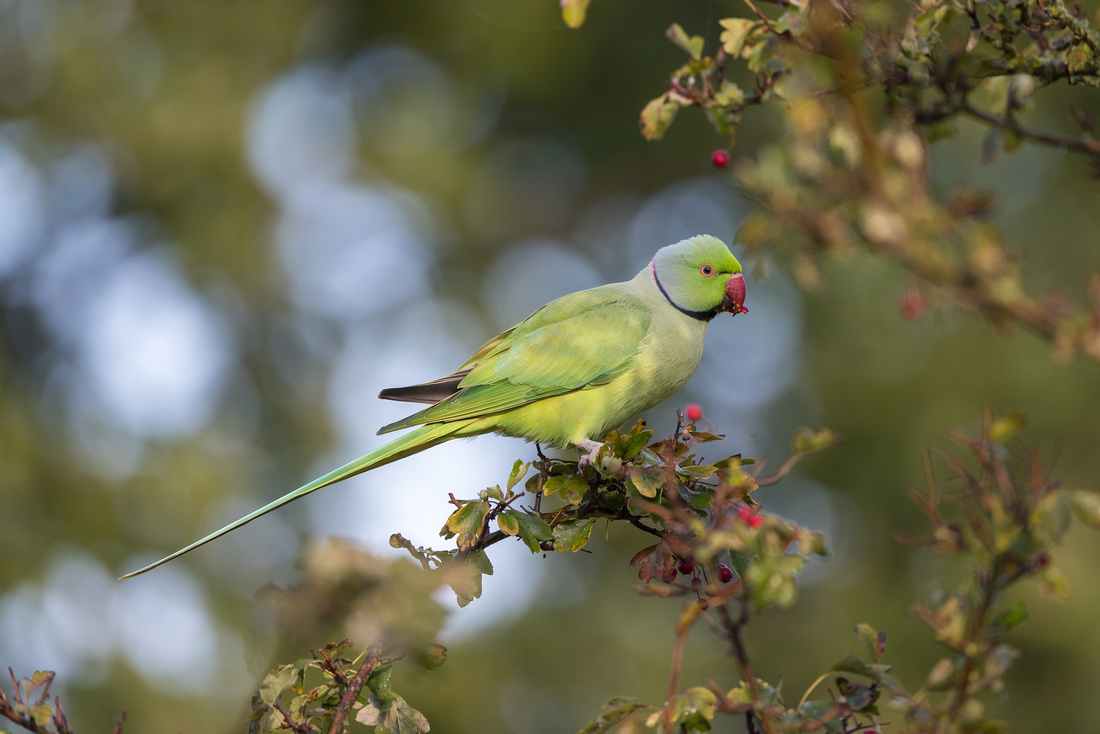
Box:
left=328, top=643, right=382, bottom=734
left=718, top=600, right=777, bottom=734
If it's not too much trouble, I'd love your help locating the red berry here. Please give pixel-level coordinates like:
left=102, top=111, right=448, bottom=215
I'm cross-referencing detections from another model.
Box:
left=899, top=287, right=926, bottom=320
left=736, top=506, right=764, bottom=529
left=685, top=403, right=703, bottom=423
left=1036, top=553, right=1051, bottom=569
left=717, top=563, right=734, bottom=583
left=678, top=559, right=695, bottom=575
left=711, top=149, right=730, bottom=168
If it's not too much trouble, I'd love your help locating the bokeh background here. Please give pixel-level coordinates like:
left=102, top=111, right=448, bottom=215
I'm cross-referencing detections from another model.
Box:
left=1, top=0, right=1099, bottom=731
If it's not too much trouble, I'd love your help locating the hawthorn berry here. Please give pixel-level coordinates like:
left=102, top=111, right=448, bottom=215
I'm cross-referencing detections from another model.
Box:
left=717, top=563, right=734, bottom=583
left=685, top=403, right=703, bottom=423
left=899, top=287, right=926, bottom=320
left=678, top=559, right=695, bottom=575
left=736, top=506, right=764, bottom=529
left=711, top=149, right=730, bottom=168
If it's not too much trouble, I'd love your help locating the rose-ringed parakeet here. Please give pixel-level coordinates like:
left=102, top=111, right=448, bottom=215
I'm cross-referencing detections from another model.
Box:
left=120, top=234, right=747, bottom=579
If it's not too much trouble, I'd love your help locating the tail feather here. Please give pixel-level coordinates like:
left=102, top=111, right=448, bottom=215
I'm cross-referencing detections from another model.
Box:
left=119, top=421, right=472, bottom=580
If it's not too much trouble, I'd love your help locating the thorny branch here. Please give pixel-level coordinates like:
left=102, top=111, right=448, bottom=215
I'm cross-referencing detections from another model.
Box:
left=328, top=643, right=382, bottom=734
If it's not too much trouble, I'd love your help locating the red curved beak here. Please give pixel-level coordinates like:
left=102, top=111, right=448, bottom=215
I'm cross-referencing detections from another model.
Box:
left=719, top=272, right=747, bottom=316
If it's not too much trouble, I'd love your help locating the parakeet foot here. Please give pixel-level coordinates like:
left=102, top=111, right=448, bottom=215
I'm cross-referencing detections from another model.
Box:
left=576, top=438, right=604, bottom=470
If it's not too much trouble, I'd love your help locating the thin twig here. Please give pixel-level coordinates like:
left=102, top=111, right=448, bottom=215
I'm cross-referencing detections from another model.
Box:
left=274, top=701, right=312, bottom=734
left=328, top=642, right=382, bottom=734
left=961, top=102, right=1100, bottom=156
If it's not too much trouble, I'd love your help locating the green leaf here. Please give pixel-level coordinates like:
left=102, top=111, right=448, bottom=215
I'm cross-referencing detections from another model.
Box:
left=560, top=0, right=591, bottom=29
left=24, top=671, right=53, bottom=698
left=497, top=511, right=520, bottom=536
left=553, top=518, right=596, bottom=552
left=1029, top=490, right=1071, bottom=545
left=1070, top=490, right=1100, bottom=529
left=597, top=490, right=626, bottom=513
left=367, top=663, right=394, bottom=708
left=798, top=530, right=828, bottom=557
left=653, top=686, right=718, bottom=729
left=990, top=412, right=1026, bottom=444
left=417, top=643, right=448, bottom=671
left=257, top=664, right=301, bottom=707
left=792, top=426, right=840, bottom=454
left=480, top=485, right=503, bottom=502
left=444, top=551, right=493, bottom=607
left=688, top=431, right=725, bottom=443
left=629, top=467, right=665, bottom=498
left=678, top=464, right=717, bottom=480
left=719, top=17, right=754, bottom=56
left=728, top=550, right=753, bottom=578
left=28, top=704, right=54, bottom=726
left=854, top=623, right=886, bottom=662
left=622, top=424, right=654, bottom=459
left=678, top=481, right=715, bottom=511
left=503, top=509, right=553, bottom=553
left=442, top=500, right=490, bottom=550
left=639, top=93, right=679, bottom=142
left=564, top=475, right=590, bottom=504
left=507, top=459, right=530, bottom=491
left=831, top=654, right=898, bottom=687
left=836, top=676, right=879, bottom=711
left=798, top=699, right=839, bottom=725
left=993, top=601, right=1029, bottom=631
left=745, top=553, right=804, bottom=608
left=666, top=22, right=704, bottom=59
left=543, top=474, right=565, bottom=495
left=356, top=692, right=431, bottom=733
left=1039, top=566, right=1069, bottom=600
left=1067, top=43, right=1091, bottom=74
left=545, top=474, right=588, bottom=504
left=579, top=697, right=653, bottom=733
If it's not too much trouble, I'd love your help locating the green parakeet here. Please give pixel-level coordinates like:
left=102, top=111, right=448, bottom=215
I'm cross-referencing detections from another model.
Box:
left=120, top=234, right=747, bottom=579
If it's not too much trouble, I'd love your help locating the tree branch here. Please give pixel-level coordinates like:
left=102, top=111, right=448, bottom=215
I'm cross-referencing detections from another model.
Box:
left=328, top=643, right=382, bottom=734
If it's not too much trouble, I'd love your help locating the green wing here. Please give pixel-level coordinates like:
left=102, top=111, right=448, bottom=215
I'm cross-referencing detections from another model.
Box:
left=378, top=288, right=652, bottom=434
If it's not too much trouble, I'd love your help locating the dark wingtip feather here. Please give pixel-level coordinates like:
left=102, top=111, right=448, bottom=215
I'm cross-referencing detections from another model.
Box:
left=377, top=371, right=470, bottom=405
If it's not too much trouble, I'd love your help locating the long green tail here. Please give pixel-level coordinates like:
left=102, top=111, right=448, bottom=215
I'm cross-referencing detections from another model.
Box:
left=119, top=421, right=471, bottom=580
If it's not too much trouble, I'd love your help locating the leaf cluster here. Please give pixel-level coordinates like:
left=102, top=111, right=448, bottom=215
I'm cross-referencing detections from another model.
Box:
left=249, top=640, right=437, bottom=734
left=636, top=0, right=1100, bottom=363
left=11, top=408, right=1100, bottom=733
left=578, top=411, right=1100, bottom=734
left=0, top=669, right=123, bottom=734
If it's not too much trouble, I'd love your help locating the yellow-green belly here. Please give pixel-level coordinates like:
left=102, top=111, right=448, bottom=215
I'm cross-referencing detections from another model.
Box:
left=474, top=312, right=709, bottom=447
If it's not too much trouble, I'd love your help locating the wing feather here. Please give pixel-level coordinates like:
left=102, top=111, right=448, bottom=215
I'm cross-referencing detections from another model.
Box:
left=377, top=287, right=650, bottom=434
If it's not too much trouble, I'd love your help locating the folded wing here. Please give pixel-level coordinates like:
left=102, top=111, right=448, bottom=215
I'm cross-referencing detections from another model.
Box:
left=377, top=288, right=651, bottom=434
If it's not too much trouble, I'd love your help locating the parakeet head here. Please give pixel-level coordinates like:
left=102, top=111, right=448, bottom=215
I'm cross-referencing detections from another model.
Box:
left=649, top=235, right=747, bottom=321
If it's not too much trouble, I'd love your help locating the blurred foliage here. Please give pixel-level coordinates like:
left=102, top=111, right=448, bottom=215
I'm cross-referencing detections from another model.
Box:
left=247, top=410, right=1100, bottom=733
left=0, top=669, right=123, bottom=734
left=639, top=0, right=1100, bottom=362
left=253, top=416, right=840, bottom=733
left=13, top=409, right=1082, bottom=734
left=4, top=0, right=1100, bottom=732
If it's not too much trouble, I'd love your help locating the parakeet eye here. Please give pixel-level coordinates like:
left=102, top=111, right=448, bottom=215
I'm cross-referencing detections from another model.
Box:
left=700, top=264, right=714, bottom=276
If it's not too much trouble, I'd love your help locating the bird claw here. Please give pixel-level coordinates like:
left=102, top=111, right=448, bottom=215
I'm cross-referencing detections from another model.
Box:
left=576, top=438, right=604, bottom=471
